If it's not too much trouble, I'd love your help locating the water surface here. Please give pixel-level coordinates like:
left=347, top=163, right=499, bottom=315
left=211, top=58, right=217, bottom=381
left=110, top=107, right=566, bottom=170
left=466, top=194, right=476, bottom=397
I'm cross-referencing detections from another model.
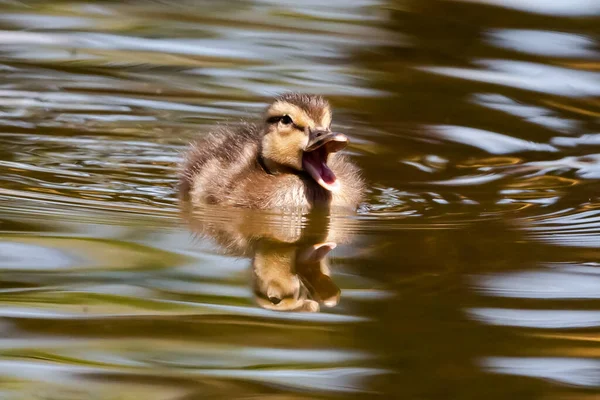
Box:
left=0, top=0, right=599, bottom=398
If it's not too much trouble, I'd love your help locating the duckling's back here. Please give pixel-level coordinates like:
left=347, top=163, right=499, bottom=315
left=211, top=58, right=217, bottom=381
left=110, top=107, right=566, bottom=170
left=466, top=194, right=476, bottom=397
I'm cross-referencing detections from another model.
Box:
left=179, top=122, right=262, bottom=204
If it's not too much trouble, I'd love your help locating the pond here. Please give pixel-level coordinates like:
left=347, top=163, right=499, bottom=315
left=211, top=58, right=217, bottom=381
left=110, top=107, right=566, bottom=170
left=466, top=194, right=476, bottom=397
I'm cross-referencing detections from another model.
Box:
left=0, top=0, right=599, bottom=398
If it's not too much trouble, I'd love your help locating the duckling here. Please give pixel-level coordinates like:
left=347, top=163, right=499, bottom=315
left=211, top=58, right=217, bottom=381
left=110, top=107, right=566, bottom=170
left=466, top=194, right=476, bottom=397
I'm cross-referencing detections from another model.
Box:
left=179, top=93, right=365, bottom=211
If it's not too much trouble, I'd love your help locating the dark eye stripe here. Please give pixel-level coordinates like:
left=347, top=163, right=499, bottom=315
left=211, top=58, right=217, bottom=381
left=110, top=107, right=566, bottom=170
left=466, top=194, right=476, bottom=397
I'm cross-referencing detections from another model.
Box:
left=266, top=115, right=305, bottom=131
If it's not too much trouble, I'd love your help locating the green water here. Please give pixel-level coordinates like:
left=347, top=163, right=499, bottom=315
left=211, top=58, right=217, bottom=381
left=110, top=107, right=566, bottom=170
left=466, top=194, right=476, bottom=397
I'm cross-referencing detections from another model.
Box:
left=0, top=0, right=599, bottom=398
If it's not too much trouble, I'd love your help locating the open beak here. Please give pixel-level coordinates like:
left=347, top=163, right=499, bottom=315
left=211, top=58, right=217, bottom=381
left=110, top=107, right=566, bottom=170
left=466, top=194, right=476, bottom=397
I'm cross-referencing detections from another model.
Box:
left=302, top=130, right=348, bottom=192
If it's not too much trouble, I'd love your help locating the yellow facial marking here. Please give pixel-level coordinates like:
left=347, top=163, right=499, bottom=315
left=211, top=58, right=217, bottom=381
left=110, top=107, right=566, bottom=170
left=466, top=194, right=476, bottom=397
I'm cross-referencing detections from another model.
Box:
left=261, top=127, right=307, bottom=170
left=320, top=106, right=332, bottom=128
left=267, top=101, right=315, bottom=130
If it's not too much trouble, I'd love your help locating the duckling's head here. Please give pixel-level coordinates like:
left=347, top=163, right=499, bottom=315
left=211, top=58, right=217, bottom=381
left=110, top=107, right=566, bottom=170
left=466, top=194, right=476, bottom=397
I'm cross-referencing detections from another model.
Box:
left=252, top=241, right=319, bottom=312
left=260, top=93, right=348, bottom=192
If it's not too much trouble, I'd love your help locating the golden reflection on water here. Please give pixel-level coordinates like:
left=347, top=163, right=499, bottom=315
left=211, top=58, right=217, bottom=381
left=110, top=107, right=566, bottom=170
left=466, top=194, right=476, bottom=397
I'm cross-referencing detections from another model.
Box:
left=180, top=203, right=359, bottom=312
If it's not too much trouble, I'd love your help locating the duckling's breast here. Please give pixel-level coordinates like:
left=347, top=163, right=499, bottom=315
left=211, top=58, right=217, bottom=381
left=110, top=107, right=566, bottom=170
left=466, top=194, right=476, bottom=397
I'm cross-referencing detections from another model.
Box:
left=227, top=171, right=318, bottom=210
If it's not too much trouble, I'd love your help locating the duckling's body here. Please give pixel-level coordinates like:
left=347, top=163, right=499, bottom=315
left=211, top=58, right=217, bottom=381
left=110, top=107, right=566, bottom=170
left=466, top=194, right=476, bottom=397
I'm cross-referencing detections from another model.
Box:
left=179, top=93, right=365, bottom=211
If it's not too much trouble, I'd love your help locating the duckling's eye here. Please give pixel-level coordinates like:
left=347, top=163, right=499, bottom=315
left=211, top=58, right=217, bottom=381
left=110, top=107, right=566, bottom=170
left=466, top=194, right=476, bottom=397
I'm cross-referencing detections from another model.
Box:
left=280, top=115, right=293, bottom=125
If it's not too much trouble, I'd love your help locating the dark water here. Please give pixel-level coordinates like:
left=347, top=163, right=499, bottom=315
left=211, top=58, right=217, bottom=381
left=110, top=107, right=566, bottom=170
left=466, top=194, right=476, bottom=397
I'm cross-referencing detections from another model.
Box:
left=0, top=0, right=599, bottom=398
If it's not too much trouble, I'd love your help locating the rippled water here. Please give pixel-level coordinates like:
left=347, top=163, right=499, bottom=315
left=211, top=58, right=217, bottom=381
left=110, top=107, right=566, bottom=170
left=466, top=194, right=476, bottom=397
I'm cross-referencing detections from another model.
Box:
left=0, top=0, right=599, bottom=398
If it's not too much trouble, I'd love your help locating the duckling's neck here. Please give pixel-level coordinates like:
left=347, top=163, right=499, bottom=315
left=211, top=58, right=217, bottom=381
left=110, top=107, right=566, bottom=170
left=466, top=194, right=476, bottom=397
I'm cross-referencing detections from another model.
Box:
left=258, top=155, right=297, bottom=176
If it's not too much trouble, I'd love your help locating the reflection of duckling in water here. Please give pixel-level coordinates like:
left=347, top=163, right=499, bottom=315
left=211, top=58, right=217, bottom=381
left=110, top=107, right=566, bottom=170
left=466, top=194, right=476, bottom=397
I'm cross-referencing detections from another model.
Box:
left=179, top=93, right=365, bottom=211
left=252, top=240, right=340, bottom=312
left=180, top=205, right=349, bottom=312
